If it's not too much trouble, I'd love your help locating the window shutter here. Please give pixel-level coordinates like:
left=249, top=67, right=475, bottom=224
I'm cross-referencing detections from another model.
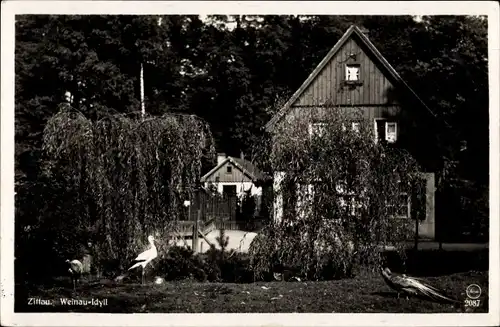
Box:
left=283, top=178, right=297, bottom=218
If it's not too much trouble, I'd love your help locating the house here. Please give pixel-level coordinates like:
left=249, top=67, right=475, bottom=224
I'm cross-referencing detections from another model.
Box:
left=201, top=153, right=266, bottom=199
left=264, top=25, right=437, bottom=240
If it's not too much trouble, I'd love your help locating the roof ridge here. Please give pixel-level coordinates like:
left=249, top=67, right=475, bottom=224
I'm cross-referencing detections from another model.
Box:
left=265, top=24, right=443, bottom=131
left=200, top=156, right=261, bottom=182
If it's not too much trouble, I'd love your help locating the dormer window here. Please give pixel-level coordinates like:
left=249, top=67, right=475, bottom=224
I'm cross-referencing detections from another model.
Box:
left=345, top=64, right=360, bottom=81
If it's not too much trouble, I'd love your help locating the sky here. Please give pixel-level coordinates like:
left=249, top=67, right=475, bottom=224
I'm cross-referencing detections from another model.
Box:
left=198, top=14, right=424, bottom=30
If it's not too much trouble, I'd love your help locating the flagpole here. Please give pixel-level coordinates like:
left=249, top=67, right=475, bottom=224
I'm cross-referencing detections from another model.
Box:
left=140, top=62, right=145, bottom=118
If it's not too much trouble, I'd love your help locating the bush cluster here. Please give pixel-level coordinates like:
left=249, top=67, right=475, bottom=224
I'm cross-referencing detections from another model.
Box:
left=153, top=245, right=254, bottom=283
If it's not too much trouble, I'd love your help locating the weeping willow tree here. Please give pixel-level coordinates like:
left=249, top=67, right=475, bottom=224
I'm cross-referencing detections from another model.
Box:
left=42, top=105, right=215, bottom=272
left=249, top=106, right=426, bottom=280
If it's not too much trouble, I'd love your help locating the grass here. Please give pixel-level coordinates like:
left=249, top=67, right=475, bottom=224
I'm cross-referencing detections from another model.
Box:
left=15, top=270, right=488, bottom=313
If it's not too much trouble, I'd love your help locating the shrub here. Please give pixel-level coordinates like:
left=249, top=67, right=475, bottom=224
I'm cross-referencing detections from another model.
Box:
left=149, top=243, right=254, bottom=283
left=249, top=107, right=422, bottom=280
left=204, top=247, right=254, bottom=283
left=157, top=246, right=208, bottom=282
left=197, top=228, right=254, bottom=283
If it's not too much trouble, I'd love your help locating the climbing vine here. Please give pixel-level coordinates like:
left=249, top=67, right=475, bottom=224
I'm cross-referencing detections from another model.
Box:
left=42, top=105, right=215, bottom=271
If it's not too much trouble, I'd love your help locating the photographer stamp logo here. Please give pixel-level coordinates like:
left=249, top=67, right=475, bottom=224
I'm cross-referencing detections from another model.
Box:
left=464, top=284, right=482, bottom=308
left=466, top=284, right=481, bottom=299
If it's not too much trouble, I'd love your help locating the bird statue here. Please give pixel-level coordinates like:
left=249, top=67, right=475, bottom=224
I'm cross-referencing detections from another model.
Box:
left=380, top=267, right=460, bottom=304
left=66, top=259, right=83, bottom=291
left=128, top=235, right=158, bottom=285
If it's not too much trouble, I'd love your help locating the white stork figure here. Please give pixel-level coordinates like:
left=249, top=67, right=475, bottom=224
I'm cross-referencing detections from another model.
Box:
left=128, top=235, right=157, bottom=285
left=66, top=259, right=83, bottom=291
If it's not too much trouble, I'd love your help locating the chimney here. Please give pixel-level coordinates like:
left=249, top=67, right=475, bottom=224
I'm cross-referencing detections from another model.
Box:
left=217, top=153, right=227, bottom=166
left=240, top=151, right=245, bottom=160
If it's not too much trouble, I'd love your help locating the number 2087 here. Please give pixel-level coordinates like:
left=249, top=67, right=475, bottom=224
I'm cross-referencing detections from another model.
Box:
left=465, top=299, right=481, bottom=307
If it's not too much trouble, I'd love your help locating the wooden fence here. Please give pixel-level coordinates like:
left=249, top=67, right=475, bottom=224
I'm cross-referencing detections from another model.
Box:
left=167, top=189, right=268, bottom=252
left=184, top=191, right=238, bottom=222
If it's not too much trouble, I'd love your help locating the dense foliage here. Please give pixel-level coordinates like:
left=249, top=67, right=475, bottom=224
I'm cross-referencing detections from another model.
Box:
left=14, top=15, right=489, bottom=282
left=16, top=105, right=215, bottom=281
left=148, top=243, right=254, bottom=284
left=16, top=15, right=488, bottom=180
left=249, top=109, right=424, bottom=279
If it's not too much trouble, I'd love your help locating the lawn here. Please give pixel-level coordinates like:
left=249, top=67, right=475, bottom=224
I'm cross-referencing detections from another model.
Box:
left=15, top=270, right=488, bottom=313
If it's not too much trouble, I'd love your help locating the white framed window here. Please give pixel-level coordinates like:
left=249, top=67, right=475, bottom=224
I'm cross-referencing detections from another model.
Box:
left=340, top=122, right=360, bottom=133
left=385, top=122, right=397, bottom=143
left=388, top=192, right=411, bottom=218
left=295, top=183, right=316, bottom=220
left=345, top=64, right=360, bottom=81
left=335, top=180, right=361, bottom=216
left=374, top=119, right=398, bottom=144
left=352, top=122, right=360, bottom=133
left=386, top=180, right=411, bottom=218
left=309, top=122, right=328, bottom=137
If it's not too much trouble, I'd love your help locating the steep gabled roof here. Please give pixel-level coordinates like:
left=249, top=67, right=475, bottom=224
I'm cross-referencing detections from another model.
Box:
left=265, top=25, right=441, bottom=132
left=231, top=157, right=267, bottom=181
left=200, top=156, right=266, bottom=183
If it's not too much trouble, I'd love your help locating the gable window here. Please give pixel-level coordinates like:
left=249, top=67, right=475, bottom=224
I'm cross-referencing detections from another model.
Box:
left=226, top=165, right=232, bottom=174
left=345, top=64, right=360, bottom=81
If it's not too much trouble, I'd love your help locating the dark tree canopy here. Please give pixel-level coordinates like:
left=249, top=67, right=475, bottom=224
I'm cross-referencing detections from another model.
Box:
left=14, top=15, right=489, bottom=280
left=16, top=15, right=488, bottom=185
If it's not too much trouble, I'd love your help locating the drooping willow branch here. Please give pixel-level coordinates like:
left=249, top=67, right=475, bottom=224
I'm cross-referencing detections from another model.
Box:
left=42, top=105, right=216, bottom=268
left=248, top=106, right=424, bottom=280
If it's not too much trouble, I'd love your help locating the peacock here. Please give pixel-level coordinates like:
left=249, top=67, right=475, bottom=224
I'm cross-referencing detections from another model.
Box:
left=380, top=267, right=460, bottom=304
left=66, top=259, right=83, bottom=291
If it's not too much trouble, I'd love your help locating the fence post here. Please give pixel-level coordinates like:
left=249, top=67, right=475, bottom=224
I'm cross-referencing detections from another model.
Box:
left=192, top=209, right=200, bottom=253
